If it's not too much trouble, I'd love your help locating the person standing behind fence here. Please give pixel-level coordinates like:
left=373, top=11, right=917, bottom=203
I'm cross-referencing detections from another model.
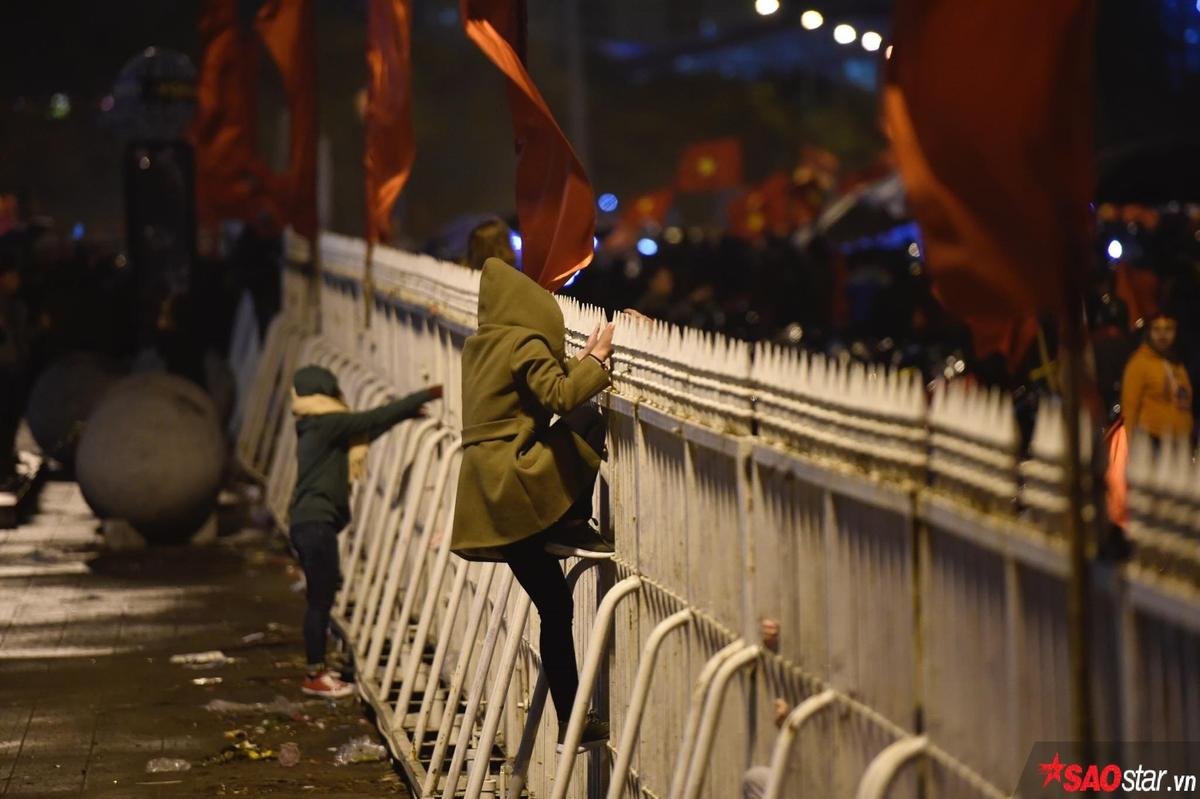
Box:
left=451, top=257, right=615, bottom=751
left=289, top=364, right=442, bottom=698
left=1120, top=311, right=1193, bottom=444
left=462, top=218, right=517, bottom=272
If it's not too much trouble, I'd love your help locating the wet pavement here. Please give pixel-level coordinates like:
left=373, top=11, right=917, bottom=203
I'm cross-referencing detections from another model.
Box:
left=0, top=481, right=407, bottom=798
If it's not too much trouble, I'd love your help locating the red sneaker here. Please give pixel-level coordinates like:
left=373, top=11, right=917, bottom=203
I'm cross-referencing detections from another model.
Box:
left=301, top=673, right=355, bottom=698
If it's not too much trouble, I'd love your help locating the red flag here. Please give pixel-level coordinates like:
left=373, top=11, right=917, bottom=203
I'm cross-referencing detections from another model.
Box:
left=257, top=0, right=319, bottom=242
left=884, top=0, right=1094, bottom=326
left=967, top=314, right=1039, bottom=375
left=460, top=0, right=595, bottom=291
left=623, top=188, right=673, bottom=229
left=728, top=173, right=796, bottom=241
left=190, top=0, right=278, bottom=229
left=676, top=137, right=743, bottom=192
left=603, top=187, right=673, bottom=252
left=364, top=0, right=415, bottom=245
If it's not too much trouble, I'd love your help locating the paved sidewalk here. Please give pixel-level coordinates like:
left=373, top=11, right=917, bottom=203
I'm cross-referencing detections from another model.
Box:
left=0, top=481, right=405, bottom=798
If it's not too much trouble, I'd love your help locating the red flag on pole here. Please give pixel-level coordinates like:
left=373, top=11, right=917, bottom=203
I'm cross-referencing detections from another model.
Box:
left=256, top=0, right=319, bottom=243
left=364, top=0, right=415, bottom=245
left=883, top=0, right=1095, bottom=325
left=460, top=0, right=595, bottom=291
left=676, top=137, right=743, bottom=192
left=191, top=0, right=278, bottom=229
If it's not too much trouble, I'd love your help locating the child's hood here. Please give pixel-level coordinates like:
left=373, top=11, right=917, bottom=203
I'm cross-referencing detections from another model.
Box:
left=293, top=365, right=341, bottom=398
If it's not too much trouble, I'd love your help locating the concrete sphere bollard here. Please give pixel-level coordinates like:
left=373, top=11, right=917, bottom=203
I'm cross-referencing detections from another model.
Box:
left=77, top=373, right=226, bottom=543
left=25, top=353, right=123, bottom=465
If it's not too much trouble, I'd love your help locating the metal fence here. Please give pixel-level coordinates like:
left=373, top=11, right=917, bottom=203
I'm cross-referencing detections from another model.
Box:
left=232, top=232, right=1200, bottom=799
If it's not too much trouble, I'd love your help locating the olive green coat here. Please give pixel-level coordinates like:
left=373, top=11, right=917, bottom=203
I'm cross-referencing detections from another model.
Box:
left=450, top=259, right=611, bottom=557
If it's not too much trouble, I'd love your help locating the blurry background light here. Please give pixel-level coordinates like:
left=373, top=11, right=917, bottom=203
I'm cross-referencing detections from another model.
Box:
left=1107, top=239, right=1123, bottom=259
left=885, top=44, right=894, bottom=59
left=833, top=24, right=857, bottom=44
left=861, top=31, right=882, bottom=51
left=48, top=93, right=71, bottom=119
left=597, top=192, right=619, bottom=212
left=637, top=237, right=659, bottom=256
left=800, top=10, right=824, bottom=29
left=754, top=0, right=781, bottom=16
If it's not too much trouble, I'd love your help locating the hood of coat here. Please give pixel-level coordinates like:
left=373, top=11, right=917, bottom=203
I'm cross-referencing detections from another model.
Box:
left=477, top=257, right=566, bottom=358
left=293, top=365, right=341, bottom=398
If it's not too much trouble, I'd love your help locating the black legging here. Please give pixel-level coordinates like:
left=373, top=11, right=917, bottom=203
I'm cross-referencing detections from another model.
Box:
left=290, top=520, right=341, bottom=668
left=501, top=530, right=579, bottom=725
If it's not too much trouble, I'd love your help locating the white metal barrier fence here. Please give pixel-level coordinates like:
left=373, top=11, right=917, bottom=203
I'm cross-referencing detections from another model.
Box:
left=234, top=233, right=1200, bottom=799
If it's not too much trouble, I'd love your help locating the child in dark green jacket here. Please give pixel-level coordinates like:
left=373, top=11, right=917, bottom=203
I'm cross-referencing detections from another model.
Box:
left=289, top=364, right=441, bottom=697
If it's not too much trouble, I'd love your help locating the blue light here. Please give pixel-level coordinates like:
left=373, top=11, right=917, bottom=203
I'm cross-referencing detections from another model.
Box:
left=598, top=193, right=619, bottom=213
left=510, top=233, right=522, bottom=251
left=564, top=271, right=581, bottom=288
left=71, top=222, right=85, bottom=240
left=1186, top=28, right=1200, bottom=45
left=593, top=236, right=600, bottom=250
left=1107, top=239, right=1123, bottom=260
left=636, top=238, right=659, bottom=256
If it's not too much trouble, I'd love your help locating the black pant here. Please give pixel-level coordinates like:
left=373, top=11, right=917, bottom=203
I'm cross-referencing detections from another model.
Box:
left=0, top=367, right=24, bottom=479
left=501, top=530, right=579, bottom=725
left=290, top=520, right=341, bottom=668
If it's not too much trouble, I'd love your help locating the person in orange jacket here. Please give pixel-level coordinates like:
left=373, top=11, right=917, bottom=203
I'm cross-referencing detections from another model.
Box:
left=1120, top=312, right=1194, bottom=443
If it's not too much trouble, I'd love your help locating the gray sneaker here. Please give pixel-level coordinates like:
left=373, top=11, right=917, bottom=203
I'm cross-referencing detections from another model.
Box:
left=556, top=712, right=609, bottom=753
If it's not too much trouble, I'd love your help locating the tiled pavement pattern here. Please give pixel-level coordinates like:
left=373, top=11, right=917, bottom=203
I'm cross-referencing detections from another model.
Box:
left=0, top=482, right=406, bottom=797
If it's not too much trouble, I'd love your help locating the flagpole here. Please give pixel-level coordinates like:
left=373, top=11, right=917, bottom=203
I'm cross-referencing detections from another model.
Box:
left=1061, top=279, right=1094, bottom=762
left=363, top=241, right=375, bottom=330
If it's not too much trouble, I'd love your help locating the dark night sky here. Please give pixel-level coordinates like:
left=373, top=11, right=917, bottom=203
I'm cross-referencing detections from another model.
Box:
left=0, top=1, right=1195, bottom=243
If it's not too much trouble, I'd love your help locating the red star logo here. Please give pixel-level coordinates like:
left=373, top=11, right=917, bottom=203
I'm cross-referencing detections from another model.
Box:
left=1039, top=752, right=1066, bottom=787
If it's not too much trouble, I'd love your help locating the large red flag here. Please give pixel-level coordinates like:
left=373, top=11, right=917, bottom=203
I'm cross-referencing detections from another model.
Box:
left=460, top=0, right=595, bottom=291
left=256, top=0, right=319, bottom=243
left=191, top=0, right=278, bottom=229
left=884, top=0, right=1094, bottom=325
left=676, top=137, right=743, bottom=192
left=364, top=0, right=415, bottom=245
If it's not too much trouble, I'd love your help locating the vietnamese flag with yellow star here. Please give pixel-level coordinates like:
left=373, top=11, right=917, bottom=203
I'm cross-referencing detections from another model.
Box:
left=602, top=187, right=674, bottom=253
left=728, top=172, right=792, bottom=241
left=676, top=137, right=743, bottom=192
left=622, top=188, right=674, bottom=229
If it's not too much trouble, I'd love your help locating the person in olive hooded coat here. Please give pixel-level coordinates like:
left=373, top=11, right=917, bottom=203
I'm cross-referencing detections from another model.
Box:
left=451, top=257, right=614, bottom=748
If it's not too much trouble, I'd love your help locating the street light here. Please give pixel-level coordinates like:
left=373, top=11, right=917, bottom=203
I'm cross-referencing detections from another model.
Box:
left=800, top=9, right=824, bottom=29
left=861, top=31, right=882, bottom=51
left=833, top=24, right=857, bottom=44
left=755, top=0, right=781, bottom=16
